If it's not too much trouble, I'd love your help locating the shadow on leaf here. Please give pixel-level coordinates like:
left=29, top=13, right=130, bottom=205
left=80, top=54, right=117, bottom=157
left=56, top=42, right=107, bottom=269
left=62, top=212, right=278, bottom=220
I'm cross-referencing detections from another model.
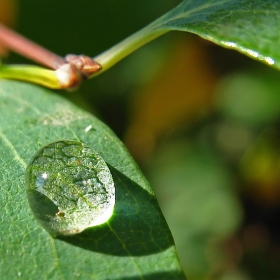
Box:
left=122, top=271, right=186, bottom=280
left=58, top=166, right=174, bottom=256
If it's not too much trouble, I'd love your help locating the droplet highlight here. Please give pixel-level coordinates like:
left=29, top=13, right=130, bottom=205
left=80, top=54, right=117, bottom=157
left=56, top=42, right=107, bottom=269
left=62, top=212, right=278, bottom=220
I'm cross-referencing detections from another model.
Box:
left=25, top=140, right=115, bottom=236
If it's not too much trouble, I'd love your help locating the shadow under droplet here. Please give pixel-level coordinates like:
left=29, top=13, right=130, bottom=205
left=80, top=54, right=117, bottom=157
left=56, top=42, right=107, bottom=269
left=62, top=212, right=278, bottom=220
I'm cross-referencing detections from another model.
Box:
left=27, top=189, right=59, bottom=236
left=58, top=166, right=174, bottom=256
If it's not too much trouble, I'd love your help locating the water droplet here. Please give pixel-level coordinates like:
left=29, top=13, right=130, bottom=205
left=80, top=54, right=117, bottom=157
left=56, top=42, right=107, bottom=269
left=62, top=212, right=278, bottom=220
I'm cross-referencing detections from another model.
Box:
left=25, top=140, right=115, bottom=236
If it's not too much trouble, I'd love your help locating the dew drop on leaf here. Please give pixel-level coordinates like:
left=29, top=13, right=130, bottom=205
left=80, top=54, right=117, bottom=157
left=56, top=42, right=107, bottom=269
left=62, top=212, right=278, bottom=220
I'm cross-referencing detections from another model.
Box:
left=25, top=140, right=115, bottom=236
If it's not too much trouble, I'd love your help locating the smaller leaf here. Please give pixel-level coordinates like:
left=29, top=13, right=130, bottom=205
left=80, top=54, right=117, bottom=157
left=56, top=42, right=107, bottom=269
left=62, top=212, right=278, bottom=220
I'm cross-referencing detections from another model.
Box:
left=96, top=0, right=280, bottom=75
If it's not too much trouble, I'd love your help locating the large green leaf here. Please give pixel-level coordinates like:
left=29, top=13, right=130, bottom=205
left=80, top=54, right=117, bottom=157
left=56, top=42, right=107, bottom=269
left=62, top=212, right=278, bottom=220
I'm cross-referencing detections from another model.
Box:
left=0, top=80, right=185, bottom=279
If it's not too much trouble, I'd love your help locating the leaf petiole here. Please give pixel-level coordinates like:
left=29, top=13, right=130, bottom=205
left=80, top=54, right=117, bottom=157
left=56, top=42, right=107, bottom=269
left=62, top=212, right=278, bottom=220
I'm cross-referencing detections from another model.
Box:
left=0, top=64, right=60, bottom=88
left=0, top=23, right=101, bottom=89
left=93, top=28, right=167, bottom=76
left=0, top=12, right=170, bottom=88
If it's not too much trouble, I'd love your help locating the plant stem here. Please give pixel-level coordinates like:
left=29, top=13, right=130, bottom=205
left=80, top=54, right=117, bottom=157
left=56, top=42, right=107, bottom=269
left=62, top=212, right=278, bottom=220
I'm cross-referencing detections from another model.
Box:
left=0, top=23, right=66, bottom=69
left=0, top=64, right=61, bottom=88
left=94, top=25, right=168, bottom=76
left=0, top=14, right=170, bottom=86
left=0, top=24, right=101, bottom=88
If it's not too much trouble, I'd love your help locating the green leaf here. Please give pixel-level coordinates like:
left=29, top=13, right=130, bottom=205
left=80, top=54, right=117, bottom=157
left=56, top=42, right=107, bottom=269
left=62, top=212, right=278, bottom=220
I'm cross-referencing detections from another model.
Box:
left=97, top=0, right=280, bottom=73
left=159, top=0, right=280, bottom=67
left=0, top=80, right=185, bottom=280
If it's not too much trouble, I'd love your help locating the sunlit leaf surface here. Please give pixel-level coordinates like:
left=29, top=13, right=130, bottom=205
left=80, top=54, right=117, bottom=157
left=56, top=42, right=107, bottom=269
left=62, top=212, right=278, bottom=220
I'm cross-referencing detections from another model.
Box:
left=0, top=80, right=185, bottom=279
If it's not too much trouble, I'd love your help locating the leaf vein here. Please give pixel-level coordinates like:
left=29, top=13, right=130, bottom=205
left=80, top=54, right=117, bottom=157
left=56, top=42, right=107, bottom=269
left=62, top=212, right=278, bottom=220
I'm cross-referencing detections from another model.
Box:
left=0, top=128, right=27, bottom=169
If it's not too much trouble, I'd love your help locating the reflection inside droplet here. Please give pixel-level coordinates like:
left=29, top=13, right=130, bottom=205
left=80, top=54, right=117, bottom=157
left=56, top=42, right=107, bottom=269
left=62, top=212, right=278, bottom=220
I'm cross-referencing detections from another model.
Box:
left=25, top=140, right=115, bottom=236
left=35, top=172, right=48, bottom=190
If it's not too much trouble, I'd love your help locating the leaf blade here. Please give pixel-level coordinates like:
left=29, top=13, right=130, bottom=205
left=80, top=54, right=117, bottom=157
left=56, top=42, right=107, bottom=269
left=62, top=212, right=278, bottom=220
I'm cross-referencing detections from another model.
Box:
left=157, top=0, right=279, bottom=67
left=0, top=80, right=185, bottom=279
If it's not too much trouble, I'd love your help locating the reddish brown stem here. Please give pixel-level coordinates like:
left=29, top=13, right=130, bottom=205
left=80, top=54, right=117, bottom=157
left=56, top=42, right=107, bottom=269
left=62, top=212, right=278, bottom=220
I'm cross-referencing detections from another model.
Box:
left=0, top=23, right=102, bottom=88
left=0, top=23, right=66, bottom=69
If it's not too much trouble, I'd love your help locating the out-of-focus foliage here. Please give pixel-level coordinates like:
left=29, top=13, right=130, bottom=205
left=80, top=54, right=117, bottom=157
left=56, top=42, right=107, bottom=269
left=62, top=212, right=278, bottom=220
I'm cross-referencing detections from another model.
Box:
left=125, top=36, right=218, bottom=161
left=215, top=70, right=280, bottom=128
left=0, top=0, right=17, bottom=55
left=146, top=139, right=242, bottom=279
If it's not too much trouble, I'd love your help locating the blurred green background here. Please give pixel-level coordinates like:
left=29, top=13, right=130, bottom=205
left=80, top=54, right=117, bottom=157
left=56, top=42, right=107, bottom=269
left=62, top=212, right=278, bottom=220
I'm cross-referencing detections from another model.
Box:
left=2, top=0, right=280, bottom=279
